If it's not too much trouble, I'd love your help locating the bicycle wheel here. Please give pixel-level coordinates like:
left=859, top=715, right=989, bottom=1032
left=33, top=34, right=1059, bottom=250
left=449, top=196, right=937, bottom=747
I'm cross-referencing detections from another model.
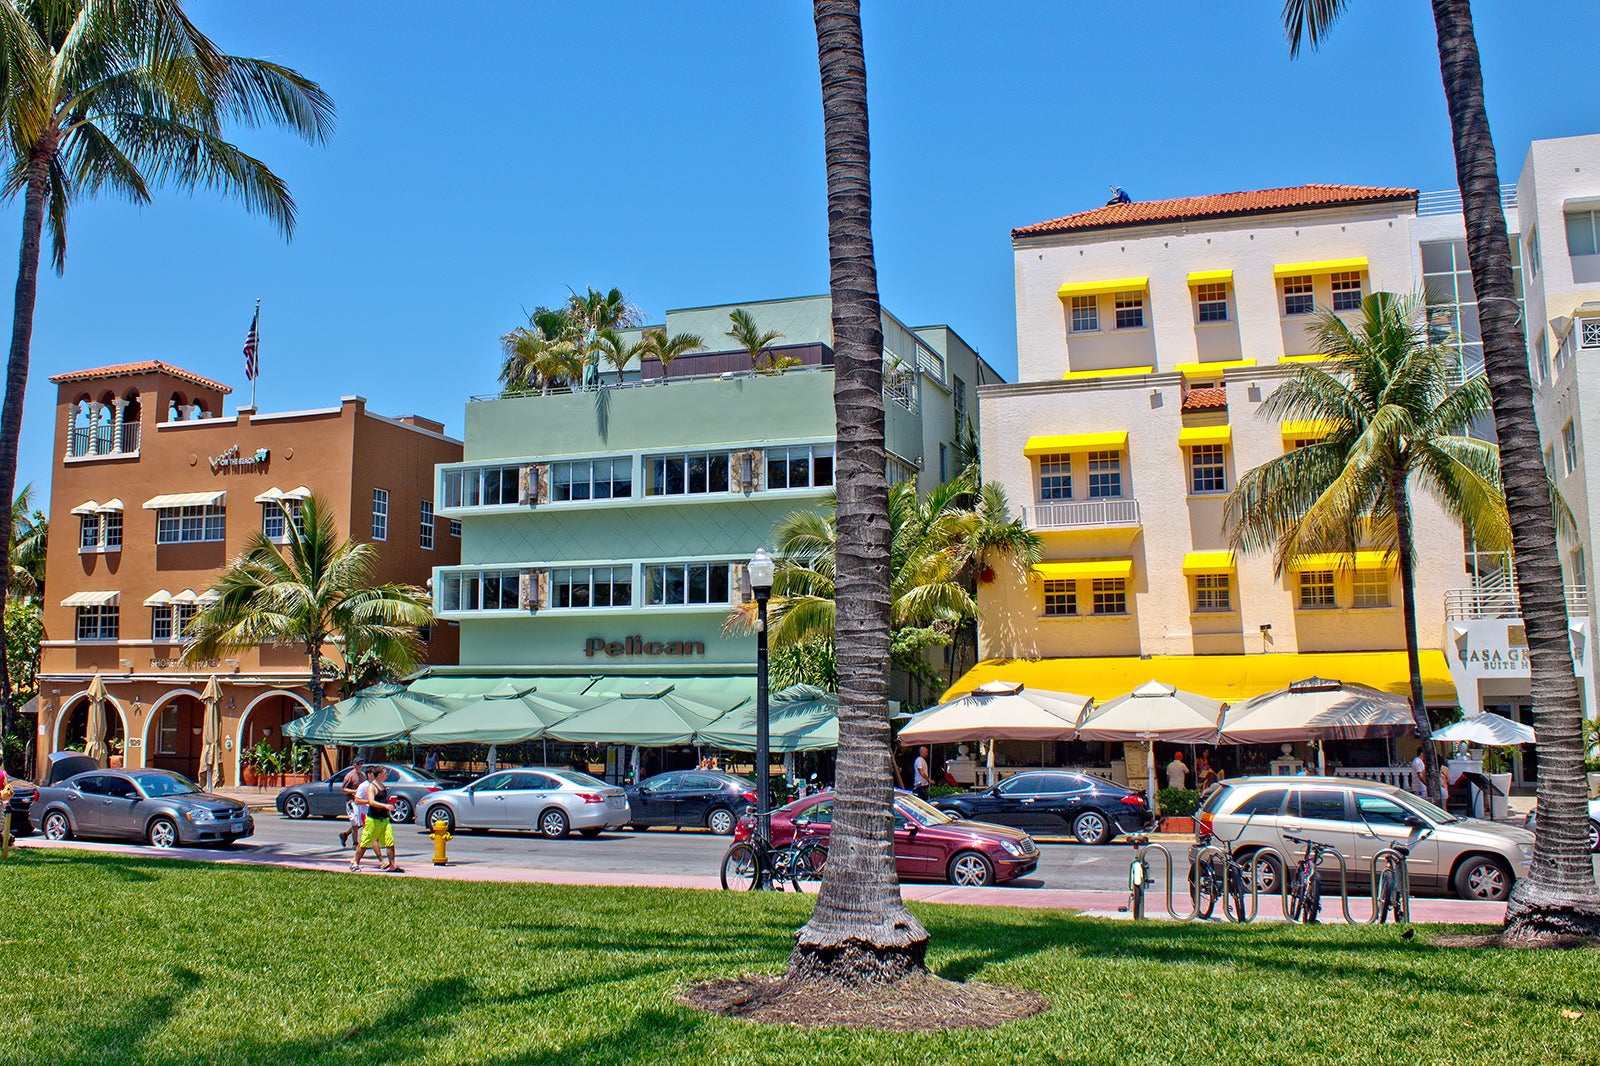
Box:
left=1303, top=871, right=1322, bottom=923
left=1286, top=874, right=1305, bottom=923
left=1375, top=869, right=1396, bottom=924
left=720, top=842, right=762, bottom=891
left=791, top=841, right=828, bottom=892
left=1190, top=865, right=1218, bottom=919
left=1224, top=874, right=1248, bottom=923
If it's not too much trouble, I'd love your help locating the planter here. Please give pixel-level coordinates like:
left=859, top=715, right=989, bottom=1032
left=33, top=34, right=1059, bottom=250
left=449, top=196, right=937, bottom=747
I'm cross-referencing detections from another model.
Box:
left=108, top=755, right=123, bottom=768
left=1160, top=816, right=1194, bottom=834
left=278, top=773, right=310, bottom=787
left=1588, top=772, right=1600, bottom=800
left=241, top=765, right=259, bottom=787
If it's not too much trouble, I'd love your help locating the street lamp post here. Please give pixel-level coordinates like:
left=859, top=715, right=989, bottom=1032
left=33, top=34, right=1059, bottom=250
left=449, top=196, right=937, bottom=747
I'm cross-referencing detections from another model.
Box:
left=747, top=548, right=775, bottom=887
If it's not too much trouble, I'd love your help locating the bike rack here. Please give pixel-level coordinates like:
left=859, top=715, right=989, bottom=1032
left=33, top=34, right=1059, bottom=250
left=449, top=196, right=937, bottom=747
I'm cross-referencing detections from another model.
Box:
left=1129, top=842, right=1413, bottom=925
left=1127, top=842, right=1202, bottom=922
left=1271, top=846, right=1414, bottom=925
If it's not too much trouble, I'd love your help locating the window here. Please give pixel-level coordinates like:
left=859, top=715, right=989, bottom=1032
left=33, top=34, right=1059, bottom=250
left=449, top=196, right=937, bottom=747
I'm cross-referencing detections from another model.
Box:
left=1234, top=789, right=1286, bottom=816
left=79, top=516, right=98, bottom=550
left=419, top=500, right=434, bottom=550
left=550, top=457, right=633, bottom=502
left=175, top=603, right=197, bottom=637
left=1113, top=291, right=1144, bottom=330
left=1194, top=573, right=1230, bottom=613
left=442, top=465, right=521, bottom=508
left=1556, top=333, right=1575, bottom=374
left=765, top=445, right=835, bottom=490
left=549, top=566, right=633, bottom=609
left=1087, top=451, right=1121, bottom=498
left=418, top=624, right=432, bottom=644
left=156, top=505, right=225, bottom=544
left=1299, top=570, right=1336, bottom=609
left=1353, top=569, right=1391, bottom=608
left=152, top=608, right=174, bottom=642
left=1547, top=333, right=1567, bottom=376
left=1355, top=793, right=1416, bottom=827
left=1091, top=579, right=1127, bottom=615
left=1545, top=446, right=1556, bottom=478
left=438, top=569, right=522, bottom=612
left=102, top=511, right=121, bottom=551
left=645, top=562, right=733, bottom=606
left=1533, top=334, right=1550, bottom=385
left=1563, top=420, right=1579, bottom=476
left=1572, top=547, right=1587, bottom=590
left=1527, top=226, right=1541, bottom=277
left=262, top=500, right=303, bottom=542
left=76, top=605, right=118, bottom=641
left=1282, top=275, right=1314, bottom=316
left=952, top=375, right=967, bottom=425
left=1296, top=790, right=1347, bottom=822
left=1189, top=443, right=1226, bottom=494
left=939, top=443, right=948, bottom=481
left=1290, top=437, right=1321, bottom=451
left=1196, top=283, right=1228, bottom=323
left=157, top=707, right=179, bottom=755
left=1043, top=580, right=1077, bottom=617
left=371, top=488, right=388, bottom=540
left=450, top=519, right=462, bottom=538
left=1582, top=320, right=1600, bottom=350
left=646, top=451, right=731, bottom=496
left=1422, top=236, right=1522, bottom=385
left=1069, top=295, right=1098, bottom=333
left=1329, top=271, right=1363, bottom=312
left=1038, top=454, right=1071, bottom=500
left=1568, top=211, right=1600, bottom=257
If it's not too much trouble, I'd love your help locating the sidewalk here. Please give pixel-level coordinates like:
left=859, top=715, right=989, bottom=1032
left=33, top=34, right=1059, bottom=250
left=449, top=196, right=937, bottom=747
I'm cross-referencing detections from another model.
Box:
left=211, top=786, right=282, bottom=810
left=13, top=837, right=1509, bottom=925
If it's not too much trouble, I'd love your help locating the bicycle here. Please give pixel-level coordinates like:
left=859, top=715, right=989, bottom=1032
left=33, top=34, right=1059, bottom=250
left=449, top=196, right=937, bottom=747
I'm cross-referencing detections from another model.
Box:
left=1188, top=829, right=1248, bottom=922
left=1282, top=834, right=1340, bottom=924
left=718, top=814, right=828, bottom=892
left=1373, top=836, right=1424, bottom=924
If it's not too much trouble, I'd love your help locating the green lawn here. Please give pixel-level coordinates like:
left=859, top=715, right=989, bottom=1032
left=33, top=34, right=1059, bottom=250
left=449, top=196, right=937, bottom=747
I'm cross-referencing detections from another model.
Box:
left=5, top=850, right=1599, bottom=1065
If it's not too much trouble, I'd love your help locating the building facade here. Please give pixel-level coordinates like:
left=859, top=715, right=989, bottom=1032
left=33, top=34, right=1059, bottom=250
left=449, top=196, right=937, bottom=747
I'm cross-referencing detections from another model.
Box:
left=38, top=361, right=461, bottom=783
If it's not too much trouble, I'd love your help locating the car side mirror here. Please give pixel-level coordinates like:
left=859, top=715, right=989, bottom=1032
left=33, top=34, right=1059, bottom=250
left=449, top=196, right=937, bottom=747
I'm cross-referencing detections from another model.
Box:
left=794, top=817, right=811, bottom=828
left=903, top=823, right=918, bottom=835
left=1403, top=813, right=1427, bottom=829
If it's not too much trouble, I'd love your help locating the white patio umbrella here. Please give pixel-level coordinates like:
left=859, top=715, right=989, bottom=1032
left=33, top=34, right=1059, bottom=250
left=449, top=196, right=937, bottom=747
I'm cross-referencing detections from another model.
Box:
left=898, top=680, right=1090, bottom=784
left=1076, top=680, right=1226, bottom=813
left=1431, top=712, right=1536, bottom=746
left=1218, top=677, right=1418, bottom=773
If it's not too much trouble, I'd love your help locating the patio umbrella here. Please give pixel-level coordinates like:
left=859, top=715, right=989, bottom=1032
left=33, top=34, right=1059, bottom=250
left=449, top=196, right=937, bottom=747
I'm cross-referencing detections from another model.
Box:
left=1218, top=677, right=1418, bottom=772
left=695, top=684, right=839, bottom=752
left=283, top=683, right=464, bottom=744
left=1431, top=712, right=1536, bottom=746
left=410, top=689, right=603, bottom=745
left=548, top=682, right=749, bottom=746
left=198, top=675, right=224, bottom=791
left=898, top=680, right=1091, bottom=783
left=84, top=673, right=109, bottom=765
left=1076, top=680, right=1226, bottom=812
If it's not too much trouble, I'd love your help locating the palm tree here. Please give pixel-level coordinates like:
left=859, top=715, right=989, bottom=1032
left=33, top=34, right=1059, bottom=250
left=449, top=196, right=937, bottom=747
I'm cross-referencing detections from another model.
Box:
left=566, top=287, right=642, bottom=386
left=592, top=329, right=642, bottom=386
left=636, top=329, right=704, bottom=382
left=0, top=1, right=333, bottom=628
left=2, top=484, right=44, bottom=738
left=727, top=308, right=785, bottom=372
left=183, top=495, right=432, bottom=781
left=500, top=306, right=579, bottom=395
left=949, top=480, right=1040, bottom=683
left=1226, top=293, right=1509, bottom=800
left=1283, top=0, right=1600, bottom=945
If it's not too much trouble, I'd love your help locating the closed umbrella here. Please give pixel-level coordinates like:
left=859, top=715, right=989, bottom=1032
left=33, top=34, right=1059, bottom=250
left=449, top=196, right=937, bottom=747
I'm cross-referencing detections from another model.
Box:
left=198, top=675, right=224, bottom=791
left=1431, top=712, right=1536, bottom=746
left=549, top=682, right=748, bottom=746
left=284, top=683, right=463, bottom=744
left=898, top=680, right=1090, bottom=784
left=1076, top=680, right=1226, bottom=812
left=84, top=673, right=109, bottom=766
left=696, top=684, right=839, bottom=752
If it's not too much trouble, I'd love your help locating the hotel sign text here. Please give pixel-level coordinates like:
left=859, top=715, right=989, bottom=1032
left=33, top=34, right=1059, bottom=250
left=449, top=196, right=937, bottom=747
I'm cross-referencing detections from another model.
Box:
left=585, top=636, right=706, bottom=658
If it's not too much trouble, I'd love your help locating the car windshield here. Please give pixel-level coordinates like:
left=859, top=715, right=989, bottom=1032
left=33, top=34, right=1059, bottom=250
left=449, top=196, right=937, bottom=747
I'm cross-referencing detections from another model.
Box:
left=402, top=766, right=445, bottom=782
left=1401, top=792, right=1459, bottom=824
left=132, top=772, right=199, bottom=797
left=551, top=770, right=609, bottom=789
left=897, top=794, right=954, bottom=826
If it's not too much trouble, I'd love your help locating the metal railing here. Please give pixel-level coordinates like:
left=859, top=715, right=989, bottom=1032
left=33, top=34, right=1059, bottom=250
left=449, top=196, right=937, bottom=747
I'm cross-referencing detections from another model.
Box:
left=1026, top=497, right=1141, bottom=530
left=1443, top=583, right=1589, bottom=620
left=1416, top=183, right=1517, bottom=217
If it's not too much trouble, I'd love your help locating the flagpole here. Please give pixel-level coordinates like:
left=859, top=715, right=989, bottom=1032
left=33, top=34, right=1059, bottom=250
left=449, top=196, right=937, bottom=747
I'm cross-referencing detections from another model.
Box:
left=250, top=298, right=260, bottom=409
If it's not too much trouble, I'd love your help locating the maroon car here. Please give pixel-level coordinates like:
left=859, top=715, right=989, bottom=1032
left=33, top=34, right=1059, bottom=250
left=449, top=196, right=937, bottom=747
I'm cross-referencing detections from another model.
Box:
left=733, top=789, right=1040, bottom=886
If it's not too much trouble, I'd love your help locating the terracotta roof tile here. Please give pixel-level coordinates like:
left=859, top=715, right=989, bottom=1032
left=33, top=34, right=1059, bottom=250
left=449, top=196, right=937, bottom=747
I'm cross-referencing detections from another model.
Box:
left=1014, top=184, right=1418, bottom=238
left=50, top=361, right=232, bottom=394
left=1181, top=387, right=1228, bottom=412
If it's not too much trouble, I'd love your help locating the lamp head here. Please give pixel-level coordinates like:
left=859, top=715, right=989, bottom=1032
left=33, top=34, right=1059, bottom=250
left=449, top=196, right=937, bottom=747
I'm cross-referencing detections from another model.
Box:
left=747, top=548, right=775, bottom=594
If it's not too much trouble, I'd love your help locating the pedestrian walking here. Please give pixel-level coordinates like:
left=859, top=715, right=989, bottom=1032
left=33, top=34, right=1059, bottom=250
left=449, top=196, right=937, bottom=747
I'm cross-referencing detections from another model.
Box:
left=351, top=765, right=403, bottom=873
left=424, top=749, right=439, bottom=773
left=338, top=756, right=367, bottom=848
left=913, top=746, right=932, bottom=799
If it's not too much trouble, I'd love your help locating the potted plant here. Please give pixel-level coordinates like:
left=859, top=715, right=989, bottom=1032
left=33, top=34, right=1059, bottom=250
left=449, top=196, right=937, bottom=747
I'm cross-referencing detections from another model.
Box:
left=254, top=744, right=283, bottom=787
left=1157, top=787, right=1200, bottom=833
left=107, top=737, right=124, bottom=769
left=1479, top=746, right=1515, bottom=819
left=1584, top=718, right=1600, bottom=800
left=278, top=743, right=312, bottom=786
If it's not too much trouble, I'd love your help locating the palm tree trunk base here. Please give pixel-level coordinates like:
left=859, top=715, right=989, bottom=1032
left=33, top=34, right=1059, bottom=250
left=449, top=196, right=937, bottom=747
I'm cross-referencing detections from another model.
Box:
left=1502, top=879, right=1600, bottom=941
left=788, top=927, right=929, bottom=986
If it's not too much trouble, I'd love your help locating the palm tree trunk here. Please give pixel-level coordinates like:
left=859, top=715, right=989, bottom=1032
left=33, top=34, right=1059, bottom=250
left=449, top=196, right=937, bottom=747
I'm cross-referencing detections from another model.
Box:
left=307, top=636, right=325, bottom=782
left=1430, top=0, right=1600, bottom=936
left=1390, top=470, right=1439, bottom=804
left=789, top=0, right=927, bottom=984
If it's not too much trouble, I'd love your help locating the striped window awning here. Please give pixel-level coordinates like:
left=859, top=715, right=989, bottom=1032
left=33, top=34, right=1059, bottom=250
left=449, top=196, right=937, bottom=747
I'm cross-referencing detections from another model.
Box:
left=144, top=590, right=173, bottom=607
left=69, top=500, right=101, bottom=516
left=61, top=590, right=119, bottom=607
left=143, top=490, right=225, bottom=510
left=171, top=589, right=199, bottom=604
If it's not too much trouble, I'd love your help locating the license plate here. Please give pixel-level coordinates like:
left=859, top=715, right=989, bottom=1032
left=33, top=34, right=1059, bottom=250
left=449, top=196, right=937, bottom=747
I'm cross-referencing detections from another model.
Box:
left=605, top=796, right=625, bottom=809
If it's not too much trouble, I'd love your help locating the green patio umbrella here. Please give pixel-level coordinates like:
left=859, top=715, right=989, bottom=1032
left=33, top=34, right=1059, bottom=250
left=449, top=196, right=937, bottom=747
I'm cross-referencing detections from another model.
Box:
left=407, top=675, right=599, bottom=699
left=283, top=684, right=463, bottom=744
left=410, top=689, right=603, bottom=745
left=548, top=681, right=749, bottom=746
left=695, top=684, right=839, bottom=752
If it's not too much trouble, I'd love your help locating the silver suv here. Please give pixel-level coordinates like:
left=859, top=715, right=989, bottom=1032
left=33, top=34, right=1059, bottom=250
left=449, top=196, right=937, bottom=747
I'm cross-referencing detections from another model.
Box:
left=1196, top=775, right=1533, bottom=901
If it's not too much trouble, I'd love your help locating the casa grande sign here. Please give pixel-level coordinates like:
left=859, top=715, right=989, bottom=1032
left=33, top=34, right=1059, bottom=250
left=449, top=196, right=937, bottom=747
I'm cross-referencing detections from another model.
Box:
left=585, top=636, right=706, bottom=658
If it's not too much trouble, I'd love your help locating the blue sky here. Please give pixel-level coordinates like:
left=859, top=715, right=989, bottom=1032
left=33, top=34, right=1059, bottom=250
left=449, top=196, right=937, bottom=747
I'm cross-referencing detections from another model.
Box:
left=7, top=1, right=1594, bottom=502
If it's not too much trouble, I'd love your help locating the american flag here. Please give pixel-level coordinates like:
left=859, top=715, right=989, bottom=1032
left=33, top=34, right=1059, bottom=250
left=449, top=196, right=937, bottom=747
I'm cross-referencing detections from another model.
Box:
left=243, top=305, right=260, bottom=381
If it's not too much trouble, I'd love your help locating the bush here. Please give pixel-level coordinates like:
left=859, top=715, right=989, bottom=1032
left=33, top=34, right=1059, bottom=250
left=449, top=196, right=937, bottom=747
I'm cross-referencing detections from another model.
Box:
left=928, top=784, right=965, bottom=800
left=1158, top=787, right=1199, bottom=818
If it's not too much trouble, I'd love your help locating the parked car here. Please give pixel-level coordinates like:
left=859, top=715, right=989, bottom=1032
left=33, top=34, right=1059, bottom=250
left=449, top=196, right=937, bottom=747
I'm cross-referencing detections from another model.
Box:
left=1197, top=775, right=1534, bottom=901
left=735, top=790, right=1039, bottom=887
left=275, top=763, right=449, bottom=824
left=420, top=767, right=630, bottom=839
left=35, top=768, right=254, bottom=848
left=4, top=753, right=113, bottom=837
left=932, top=770, right=1154, bottom=844
left=624, top=770, right=757, bottom=834
left=1522, top=798, right=1600, bottom=852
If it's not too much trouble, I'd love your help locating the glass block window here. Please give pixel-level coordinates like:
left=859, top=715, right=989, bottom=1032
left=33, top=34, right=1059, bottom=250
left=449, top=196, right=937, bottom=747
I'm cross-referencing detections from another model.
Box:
left=766, top=445, right=835, bottom=490
left=420, top=500, right=435, bottom=550
left=1087, top=451, right=1122, bottom=498
left=1113, top=292, right=1145, bottom=330
left=645, top=452, right=732, bottom=496
left=1283, top=275, right=1314, bottom=316
left=1196, top=283, right=1228, bottom=322
left=549, top=566, right=633, bottom=609
left=1353, top=569, right=1390, bottom=608
left=1299, top=570, right=1336, bottom=609
left=1070, top=295, right=1098, bottom=333
left=1091, top=578, right=1127, bottom=615
left=551, top=457, right=633, bottom=502
left=156, top=505, right=225, bottom=544
left=1037, top=454, right=1072, bottom=501
left=439, top=569, right=522, bottom=612
left=1563, top=420, right=1579, bottom=475
left=1043, top=580, right=1076, bottom=617
left=371, top=488, right=388, bottom=541
left=1194, top=573, right=1230, bottom=612
left=441, top=465, right=521, bottom=508
left=76, top=605, right=118, bottom=641
left=1190, top=443, right=1226, bottom=494
left=1330, top=271, right=1363, bottom=312
left=645, top=562, right=734, bottom=606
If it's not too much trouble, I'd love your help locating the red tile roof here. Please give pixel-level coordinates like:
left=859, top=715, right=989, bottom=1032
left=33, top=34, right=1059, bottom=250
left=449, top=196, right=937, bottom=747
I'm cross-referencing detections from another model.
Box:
left=1181, top=387, right=1228, bottom=412
left=1014, top=184, right=1418, bottom=238
left=50, top=361, right=232, bottom=394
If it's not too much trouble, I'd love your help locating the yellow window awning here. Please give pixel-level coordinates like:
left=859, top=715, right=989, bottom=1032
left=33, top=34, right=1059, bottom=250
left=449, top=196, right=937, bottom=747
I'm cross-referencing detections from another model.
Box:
left=60, top=590, right=119, bottom=607
left=1186, top=269, right=1233, bottom=286
left=1033, top=558, right=1134, bottom=581
left=1057, top=277, right=1149, bottom=300
left=1175, top=358, right=1256, bottom=378
left=1182, top=551, right=1237, bottom=574
left=1024, top=432, right=1128, bottom=456
left=1278, top=353, right=1327, bottom=364
left=1177, top=425, right=1232, bottom=447
left=143, top=490, right=225, bottom=510
left=1290, top=549, right=1394, bottom=572
left=943, top=649, right=1455, bottom=704
left=1280, top=420, right=1335, bottom=441
left=1273, top=257, right=1369, bottom=279
left=1061, top=366, right=1155, bottom=381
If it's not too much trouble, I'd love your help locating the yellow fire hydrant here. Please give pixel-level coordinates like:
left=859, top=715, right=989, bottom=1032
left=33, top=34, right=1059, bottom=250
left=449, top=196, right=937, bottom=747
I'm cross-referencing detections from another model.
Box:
left=429, top=816, right=453, bottom=866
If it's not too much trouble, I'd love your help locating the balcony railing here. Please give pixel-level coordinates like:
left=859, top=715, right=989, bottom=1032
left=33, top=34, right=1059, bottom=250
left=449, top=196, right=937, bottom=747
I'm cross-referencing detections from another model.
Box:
left=1026, top=497, right=1141, bottom=530
left=67, top=422, right=139, bottom=459
left=1416, top=184, right=1517, bottom=217
left=1443, top=583, right=1588, bottom=621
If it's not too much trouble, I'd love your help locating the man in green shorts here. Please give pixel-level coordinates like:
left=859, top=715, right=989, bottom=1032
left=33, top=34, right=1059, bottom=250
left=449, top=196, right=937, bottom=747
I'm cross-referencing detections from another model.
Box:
left=351, top=765, right=403, bottom=873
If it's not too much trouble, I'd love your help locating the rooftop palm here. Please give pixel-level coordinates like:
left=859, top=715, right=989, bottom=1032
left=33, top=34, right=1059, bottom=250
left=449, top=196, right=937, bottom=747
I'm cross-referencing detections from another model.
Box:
left=499, top=306, right=580, bottom=394
left=727, top=308, right=784, bottom=371
left=592, top=328, right=642, bottom=386
left=636, top=328, right=704, bottom=382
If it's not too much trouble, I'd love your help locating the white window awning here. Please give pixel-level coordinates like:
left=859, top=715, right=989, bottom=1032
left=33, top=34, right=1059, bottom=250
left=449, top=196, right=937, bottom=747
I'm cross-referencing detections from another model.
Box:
left=171, top=589, right=199, bottom=604
left=61, top=590, right=119, bottom=607
left=284, top=485, right=312, bottom=500
left=69, top=500, right=101, bottom=516
left=197, top=589, right=221, bottom=604
left=254, top=487, right=287, bottom=503
left=100, top=498, right=124, bottom=512
left=143, top=490, right=225, bottom=510
left=143, top=589, right=173, bottom=607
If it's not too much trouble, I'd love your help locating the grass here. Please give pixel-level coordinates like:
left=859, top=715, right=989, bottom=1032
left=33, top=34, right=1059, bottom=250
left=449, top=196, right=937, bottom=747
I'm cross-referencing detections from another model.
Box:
left=3, top=850, right=1600, bottom=1065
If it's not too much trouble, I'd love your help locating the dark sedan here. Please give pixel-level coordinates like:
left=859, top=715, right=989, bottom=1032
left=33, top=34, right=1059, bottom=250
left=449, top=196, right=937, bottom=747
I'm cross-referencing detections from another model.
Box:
left=36, top=769, right=254, bottom=848
left=934, top=770, right=1153, bottom=844
left=6, top=753, right=121, bottom=837
left=624, top=770, right=757, bottom=835
left=275, top=763, right=448, bottom=825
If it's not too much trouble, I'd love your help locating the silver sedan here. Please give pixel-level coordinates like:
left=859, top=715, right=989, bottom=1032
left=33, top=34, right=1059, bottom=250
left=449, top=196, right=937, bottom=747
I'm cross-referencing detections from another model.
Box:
left=418, top=767, right=630, bottom=839
left=35, top=769, right=254, bottom=848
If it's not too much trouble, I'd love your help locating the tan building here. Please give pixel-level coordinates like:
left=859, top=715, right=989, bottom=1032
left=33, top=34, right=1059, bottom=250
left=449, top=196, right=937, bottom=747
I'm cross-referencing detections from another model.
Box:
left=36, top=361, right=461, bottom=784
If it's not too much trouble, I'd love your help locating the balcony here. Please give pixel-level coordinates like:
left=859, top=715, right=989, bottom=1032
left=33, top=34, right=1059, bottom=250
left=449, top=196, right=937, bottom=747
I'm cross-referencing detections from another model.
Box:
left=1443, top=583, right=1588, bottom=621
left=1025, top=497, right=1141, bottom=531
left=67, top=422, right=140, bottom=459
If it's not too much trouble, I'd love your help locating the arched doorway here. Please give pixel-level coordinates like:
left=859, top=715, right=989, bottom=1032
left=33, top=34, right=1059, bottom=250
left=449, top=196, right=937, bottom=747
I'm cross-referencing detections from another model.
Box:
left=54, top=694, right=127, bottom=759
left=146, top=691, right=206, bottom=780
left=236, top=691, right=312, bottom=782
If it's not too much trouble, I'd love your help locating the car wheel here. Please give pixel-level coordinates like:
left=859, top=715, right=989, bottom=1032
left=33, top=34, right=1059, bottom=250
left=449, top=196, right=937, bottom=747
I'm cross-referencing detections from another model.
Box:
left=148, top=817, right=179, bottom=849
left=1072, top=810, right=1112, bottom=846
left=579, top=827, right=602, bottom=838
left=1244, top=851, right=1283, bottom=896
left=387, top=796, right=413, bottom=824
left=539, top=808, right=569, bottom=839
left=705, top=807, right=736, bottom=836
left=1454, top=855, right=1513, bottom=901
left=283, top=794, right=309, bottom=820
left=42, top=810, right=71, bottom=841
left=423, top=806, right=454, bottom=834
left=1588, top=819, right=1599, bottom=853
left=948, top=850, right=995, bottom=887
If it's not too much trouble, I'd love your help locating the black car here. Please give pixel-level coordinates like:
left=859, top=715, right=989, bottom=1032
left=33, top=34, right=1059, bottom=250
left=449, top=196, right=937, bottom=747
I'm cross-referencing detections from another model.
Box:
left=4, top=753, right=101, bottom=837
left=933, top=770, right=1153, bottom=844
left=624, top=770, right=757, bottom=835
